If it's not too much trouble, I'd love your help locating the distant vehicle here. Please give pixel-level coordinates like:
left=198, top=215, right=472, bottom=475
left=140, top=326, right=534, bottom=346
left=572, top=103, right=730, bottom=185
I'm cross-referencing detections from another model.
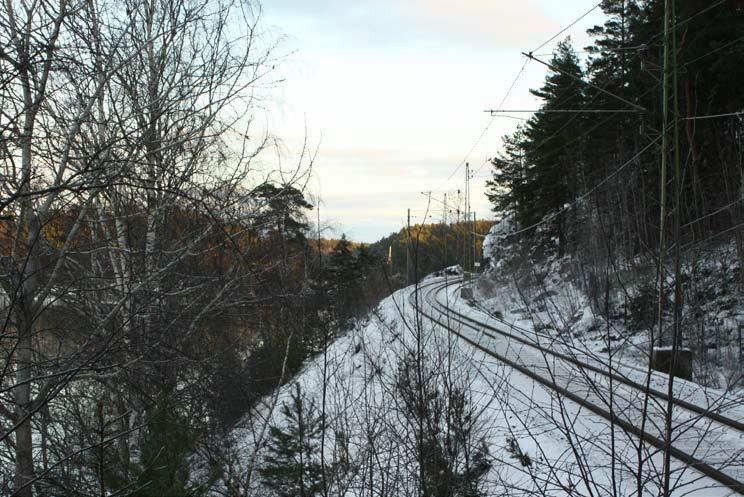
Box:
left=432, top=265, right=463, bottom=277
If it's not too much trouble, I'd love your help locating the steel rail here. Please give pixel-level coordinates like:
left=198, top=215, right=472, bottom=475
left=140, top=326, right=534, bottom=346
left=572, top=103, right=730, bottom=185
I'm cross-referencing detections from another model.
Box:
left=410, top=278, right=744, bottom=496
left=431, top=278, right=744, bottom=433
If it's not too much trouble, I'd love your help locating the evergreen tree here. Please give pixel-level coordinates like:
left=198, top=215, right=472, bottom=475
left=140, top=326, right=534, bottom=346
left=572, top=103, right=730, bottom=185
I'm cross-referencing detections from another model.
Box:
left=583, top=0, right=647, bottom=254
left=252, top=183, right=313, bottom=247
left=522, top=39, right=586, bottom=253
left=396, top=353, right=492, bottom=497
left=585, top=0, right=642, bottom=175
left=326, top=235, right=382, bottom=324
left=327, top=234, right=357, bottom=322
left=260, top=384, right=324, bottom=497
left=586, top=0, right=640, bottom=92
left=486, top=126, right=529, bottom=227
left=135, top=393, right=201, bottom=497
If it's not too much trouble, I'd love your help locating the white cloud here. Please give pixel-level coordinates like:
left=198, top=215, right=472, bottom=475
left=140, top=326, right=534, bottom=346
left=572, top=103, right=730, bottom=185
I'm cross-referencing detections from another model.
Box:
left=408, top=0, right=558, bottom=46
left=259, top=0, right=607, bottom=242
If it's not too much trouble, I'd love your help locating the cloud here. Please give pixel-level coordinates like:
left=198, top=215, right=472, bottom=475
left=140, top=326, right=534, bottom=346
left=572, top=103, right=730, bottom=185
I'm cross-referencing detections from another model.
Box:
left=265, top=0, right=558, bottom=48
left=408, top=0, right=559, bottom=46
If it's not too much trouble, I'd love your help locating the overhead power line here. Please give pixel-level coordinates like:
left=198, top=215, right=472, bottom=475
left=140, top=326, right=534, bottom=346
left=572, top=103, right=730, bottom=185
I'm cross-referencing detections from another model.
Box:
left=641, top=0, right=730, bottom=49
left=506, top=135, right=661, bottom=238
left=475, top=80, right=662, bottom=178
left=531, top=2, right=602, bottom=54
left=426, top=0, right=732, bottom=208
left=686, top=34, right=744, bottom=65
left=522, top=52, right=646, bottom=112
left=432, top=59, right=528, bottom=193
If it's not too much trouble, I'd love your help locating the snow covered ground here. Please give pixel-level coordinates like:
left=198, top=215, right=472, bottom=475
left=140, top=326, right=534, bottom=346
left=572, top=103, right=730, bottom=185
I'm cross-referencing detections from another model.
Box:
left=223, top=274, right=742, bottom=496
left=478, top=216, right=744, bottom=392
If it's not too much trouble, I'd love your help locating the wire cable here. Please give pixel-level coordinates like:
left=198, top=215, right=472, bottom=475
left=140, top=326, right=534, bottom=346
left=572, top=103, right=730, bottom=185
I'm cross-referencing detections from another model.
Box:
left=531, top=2, right=602, bottom=54
left=432, top=59, right=529, bottom=193
left=506, top=135, right=660, bottom=238
left=687, top=36, right=744, bottom=66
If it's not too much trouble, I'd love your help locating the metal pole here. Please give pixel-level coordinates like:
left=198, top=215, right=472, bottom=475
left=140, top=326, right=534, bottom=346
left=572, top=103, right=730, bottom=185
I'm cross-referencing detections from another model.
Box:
left=472, top=211, right=477, bottom=275
left=656, top=0, right=671, bottom=349
left=407, top=208, right=411, bottom=286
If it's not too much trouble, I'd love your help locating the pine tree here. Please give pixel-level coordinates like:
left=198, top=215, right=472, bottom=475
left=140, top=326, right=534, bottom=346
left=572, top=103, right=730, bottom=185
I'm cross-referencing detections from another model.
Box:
left=585, top=0, right=642, bottom=176
left=252, top=182, right=313, bottom=247
left=260, top=384, right=324, bottom=497
left=586, top=0, right=640, bottom=91
left=522, top=39, right=586, bottom=253
left=486, top=126, right=529, bottom=227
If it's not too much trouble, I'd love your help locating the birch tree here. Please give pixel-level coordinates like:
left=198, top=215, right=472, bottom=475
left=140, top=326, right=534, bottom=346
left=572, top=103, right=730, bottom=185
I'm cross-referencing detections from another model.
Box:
left=0, top=0, right=288, bottom=493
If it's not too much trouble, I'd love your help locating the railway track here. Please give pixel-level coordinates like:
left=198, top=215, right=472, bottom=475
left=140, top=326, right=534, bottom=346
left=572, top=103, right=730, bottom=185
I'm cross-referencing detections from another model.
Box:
left=411, top=277, right=744, bottom=496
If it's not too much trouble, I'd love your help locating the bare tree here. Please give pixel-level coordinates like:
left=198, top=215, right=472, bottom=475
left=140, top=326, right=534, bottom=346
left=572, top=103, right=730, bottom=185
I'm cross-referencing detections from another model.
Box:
left=0, top=0, right=296, bottom=494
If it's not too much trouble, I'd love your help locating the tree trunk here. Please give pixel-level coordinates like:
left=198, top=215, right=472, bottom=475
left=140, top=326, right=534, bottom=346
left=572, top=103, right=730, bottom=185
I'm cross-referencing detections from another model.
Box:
left=14, top=312, right=36, bottom=497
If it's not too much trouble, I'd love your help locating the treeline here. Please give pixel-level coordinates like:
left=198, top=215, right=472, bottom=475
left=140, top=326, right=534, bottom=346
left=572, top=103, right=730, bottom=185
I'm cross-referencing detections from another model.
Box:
left=368, top=220, right=495, bottom=283
left=0, top=0, right=388, bottom=495
left=487, top=0, right=743, bottom=261
left=0, top=178, right=387, bottom=495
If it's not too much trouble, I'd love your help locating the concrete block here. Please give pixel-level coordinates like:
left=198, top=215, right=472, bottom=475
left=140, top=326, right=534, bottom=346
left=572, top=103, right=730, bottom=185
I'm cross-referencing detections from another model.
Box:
left=651, top=347, right=693, bottom=381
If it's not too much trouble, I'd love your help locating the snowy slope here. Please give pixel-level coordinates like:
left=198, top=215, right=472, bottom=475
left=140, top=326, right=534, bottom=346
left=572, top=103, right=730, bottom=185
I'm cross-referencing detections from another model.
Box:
left=221, top=277, right=736, bottom=497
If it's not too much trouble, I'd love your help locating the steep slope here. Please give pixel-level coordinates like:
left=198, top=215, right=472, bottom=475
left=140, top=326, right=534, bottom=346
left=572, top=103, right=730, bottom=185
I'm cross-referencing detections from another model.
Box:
left=216, top=273, right=734, bottom=496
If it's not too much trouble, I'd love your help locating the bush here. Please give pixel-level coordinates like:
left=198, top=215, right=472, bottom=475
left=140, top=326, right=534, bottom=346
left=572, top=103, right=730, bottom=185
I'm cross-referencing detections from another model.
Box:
left=628, top=281, right=658, bottom=330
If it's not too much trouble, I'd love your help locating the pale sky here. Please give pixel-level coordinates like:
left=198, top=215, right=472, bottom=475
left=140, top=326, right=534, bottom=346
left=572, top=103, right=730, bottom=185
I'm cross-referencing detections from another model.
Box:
left=258, top=1, right=606, bottom=242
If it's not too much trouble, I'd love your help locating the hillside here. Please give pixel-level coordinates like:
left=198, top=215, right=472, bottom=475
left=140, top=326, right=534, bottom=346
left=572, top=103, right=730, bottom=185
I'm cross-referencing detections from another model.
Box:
left=477, top=215, right=744, bottom=390
left=219, top=258, right=741, bottom=496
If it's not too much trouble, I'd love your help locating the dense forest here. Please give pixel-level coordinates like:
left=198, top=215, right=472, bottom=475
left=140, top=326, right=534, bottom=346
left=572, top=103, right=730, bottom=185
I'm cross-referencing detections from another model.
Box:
left=367, top=220, right=495, bottom=284
left=487, top=0, right=743, bottom=259
left=486, top=0, right=744, bottom=352
left=0, top=0, right=390, bottom=493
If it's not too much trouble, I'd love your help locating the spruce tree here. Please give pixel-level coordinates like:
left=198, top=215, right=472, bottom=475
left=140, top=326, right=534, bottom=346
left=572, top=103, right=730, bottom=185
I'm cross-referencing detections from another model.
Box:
left=260, top=383, right=323, bottom=497
left=486, top=126, right=529, bottom=227
left=522, top=39, right=586, bottom=253
left=328, top=234, right=360, bottom=323
left=395, top=353, right=492, bottom=497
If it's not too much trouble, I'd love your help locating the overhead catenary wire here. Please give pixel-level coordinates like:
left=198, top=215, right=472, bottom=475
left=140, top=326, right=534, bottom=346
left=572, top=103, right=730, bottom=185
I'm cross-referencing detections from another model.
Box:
left=429, top=0, right=733, bottom=221
left=485, top=109, right=642, bottom=114
left=430, top=0, right=667, bottom=196
left=473, top=81, right=659, bottom=178
left=640, top=0, right=730, bottom=50
left=522, top=52, right=646, bottom=112
left=476, top=1, right=733, bottom=184
left=530, top=1, right=602, bottom=54
left=477, top=29, right=676, bottom=183
left=432, top=59, right=529, bottom=193
left=685, top=34, right=744, bottom=66
left=476, top=38, right=667, bottom=182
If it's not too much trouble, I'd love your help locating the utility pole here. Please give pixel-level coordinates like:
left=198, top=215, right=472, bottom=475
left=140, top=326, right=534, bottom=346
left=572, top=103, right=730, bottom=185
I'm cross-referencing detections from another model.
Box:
left=317, top=201, right=322, bottom=277
left=456, top=190, right=461, bottom=269
left=465, top=162, right=470, bottom=272
left=443, top=193, right=448, bottom=271
left=670, top=0, right=682, bottom=355
left=407, top=208, right=411, bottom=286
left=661, top=1, right=681, bottom=495
left=656, top=0, right=671, bottom=350
left=472, top=211, right=477, bottom=273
